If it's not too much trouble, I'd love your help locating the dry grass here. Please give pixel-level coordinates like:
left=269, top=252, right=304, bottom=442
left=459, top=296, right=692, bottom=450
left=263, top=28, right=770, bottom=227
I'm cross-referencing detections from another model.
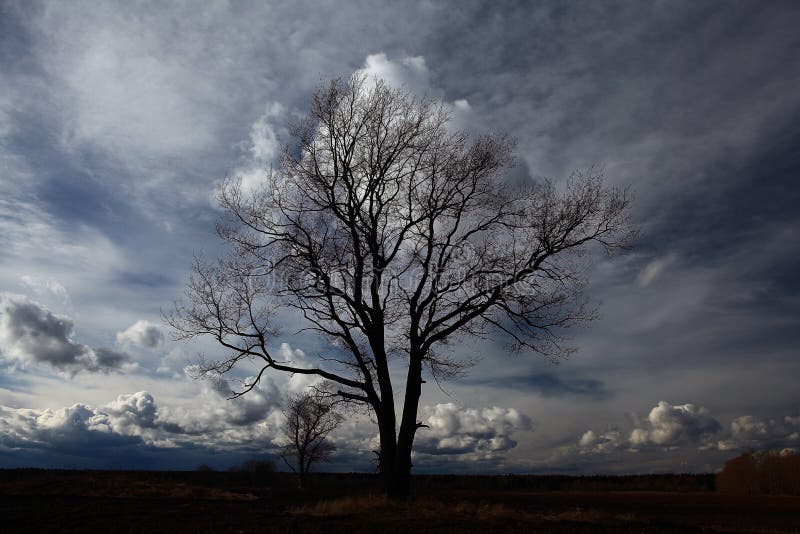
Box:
left=541, top=507, right=637, bottom=524
left=295, top=494, right=396, bottom=515
left=291, top=494, right=639, bottom=526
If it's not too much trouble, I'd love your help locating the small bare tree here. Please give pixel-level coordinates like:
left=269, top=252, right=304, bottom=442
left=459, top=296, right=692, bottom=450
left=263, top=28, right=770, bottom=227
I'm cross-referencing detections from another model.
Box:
left=168, top=74, right=635, bottom=498
left=279, top=392, right=342, bottom=488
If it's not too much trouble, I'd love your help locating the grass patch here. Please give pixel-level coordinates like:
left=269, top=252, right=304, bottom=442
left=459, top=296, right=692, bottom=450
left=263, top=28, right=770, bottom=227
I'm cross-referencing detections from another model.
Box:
left=291, top=495, right=639, bottom=526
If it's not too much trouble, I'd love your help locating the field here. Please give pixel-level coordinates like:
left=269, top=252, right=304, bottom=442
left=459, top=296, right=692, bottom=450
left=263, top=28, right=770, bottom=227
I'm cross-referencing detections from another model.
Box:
left=2, top=470, right=799, bottom=532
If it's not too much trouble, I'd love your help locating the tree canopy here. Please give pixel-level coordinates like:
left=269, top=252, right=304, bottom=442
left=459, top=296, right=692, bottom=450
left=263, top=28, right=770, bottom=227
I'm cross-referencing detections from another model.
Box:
left=168, top=74, right=635, bottom=497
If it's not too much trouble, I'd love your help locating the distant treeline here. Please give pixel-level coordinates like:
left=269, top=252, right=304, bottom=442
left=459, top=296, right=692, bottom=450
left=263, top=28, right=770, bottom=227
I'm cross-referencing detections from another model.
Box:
left=4, top=451, right=799, bottom=496
left=0, top=468, right=715, bottom=494
left=411, top=473, right=715, bottom=492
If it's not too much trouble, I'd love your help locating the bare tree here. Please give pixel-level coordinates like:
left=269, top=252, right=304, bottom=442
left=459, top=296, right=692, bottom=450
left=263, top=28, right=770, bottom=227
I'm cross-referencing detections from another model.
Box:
left=167, top=74, right=635, bottom=498
left=279, top=391, right=342, bottom=488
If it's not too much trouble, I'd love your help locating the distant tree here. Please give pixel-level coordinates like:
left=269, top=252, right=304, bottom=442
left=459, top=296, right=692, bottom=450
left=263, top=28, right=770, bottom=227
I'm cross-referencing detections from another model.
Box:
left=279, top=392, right=342, bottom=488
left=238, top=458, right=277, bottom=487
left=168, top=74, right=635, bottom=498
left=717, top=450, right=800, bottom=495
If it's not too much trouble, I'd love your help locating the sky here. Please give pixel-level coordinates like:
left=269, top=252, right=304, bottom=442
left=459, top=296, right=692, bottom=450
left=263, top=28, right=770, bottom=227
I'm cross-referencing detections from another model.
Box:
left=1, top=0, right=799, bottom=474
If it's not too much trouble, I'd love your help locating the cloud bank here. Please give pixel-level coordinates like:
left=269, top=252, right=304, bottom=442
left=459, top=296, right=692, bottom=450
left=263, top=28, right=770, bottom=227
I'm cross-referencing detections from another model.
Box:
left=576, top=401, right=800, bottom=457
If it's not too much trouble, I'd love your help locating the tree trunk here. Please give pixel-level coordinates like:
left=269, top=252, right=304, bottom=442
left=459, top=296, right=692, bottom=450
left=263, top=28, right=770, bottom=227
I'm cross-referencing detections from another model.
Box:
left=386, top=440, right=413, bottom=499
left=375, top=408, right=415, bottom=499
left=376, top=407, right=398, bottom=496
left=381, top=354, right=423, bottom=500
left=297, top=451, right=306, bottom=489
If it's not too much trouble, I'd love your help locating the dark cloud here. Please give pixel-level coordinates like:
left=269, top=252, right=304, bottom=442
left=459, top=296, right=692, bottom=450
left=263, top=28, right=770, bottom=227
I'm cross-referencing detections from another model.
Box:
left=463, top=372, right=609, bottom=400
left=113, top=271, right=174, bottom=289
left=0, top=294, right=132, bottom=374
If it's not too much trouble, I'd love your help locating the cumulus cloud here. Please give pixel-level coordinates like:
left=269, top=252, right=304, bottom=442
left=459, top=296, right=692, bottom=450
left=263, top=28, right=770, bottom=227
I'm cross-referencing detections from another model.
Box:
left=116, top=319, right=164, bottom=349
left=415, top=403, right=533, bottom=459
left=163, top=369, right=284, bottom=446
left=631, top=401, right=722, bottom=448
left=577, top=400, right=722, bottom=454
left=1, top=404, right=115, bottom=449
left=575, top=401, right=800, bottom=456
left=0, top=392, right=281, bottom=470
left=0, top=363, right=286, bottom=463
left=0, top=293, right=132, bottom=374
left=104, top=391, right=158, bottom=432
left=717, top=414, right=800, bottom=452
left=578, top=429, right=625, bottom=454
left=0, top=386, right=280, bottom=466
left=0, top=391, right=186, bottom=466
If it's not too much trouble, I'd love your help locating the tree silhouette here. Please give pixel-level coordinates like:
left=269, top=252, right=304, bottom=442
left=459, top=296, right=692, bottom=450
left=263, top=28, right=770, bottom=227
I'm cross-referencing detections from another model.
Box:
left=279, top=392, right=342, bottom=488
left=168, top=74, right=635, bottom=498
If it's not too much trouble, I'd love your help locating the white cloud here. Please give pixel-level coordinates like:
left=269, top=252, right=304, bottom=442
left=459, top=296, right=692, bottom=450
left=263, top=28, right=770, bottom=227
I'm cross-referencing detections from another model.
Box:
left=233, top=103, right=287, bottom=195
left=104, top=391, right=158, bottom=433
left=358, top=53, right=432, bottom=96
left=355, top=53, right=474, bottom=130
left=161, top=369, right=284, bottom=446
left=636, top=401, right=722, bottom=447
left=578, top=429, right=625, bottom=454
left=280, top=343, right=322, bottom=394
left=0, top=385, right=284, bottom=459
left=116, top=320, right=164, bottom=349
left=576, top=401, right=800, bottom=461
left=415, top=403, right=533, bottom=459
left=578, top=400, right=725, bottom=454
left=28, top=404, right=112, bottom=434
left=0, top=391, right=175, bottom=453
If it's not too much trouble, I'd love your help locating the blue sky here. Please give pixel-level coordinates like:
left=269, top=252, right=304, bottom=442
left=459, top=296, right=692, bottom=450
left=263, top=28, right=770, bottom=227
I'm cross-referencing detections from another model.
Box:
left=1, top=0, right=799, bottom=473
